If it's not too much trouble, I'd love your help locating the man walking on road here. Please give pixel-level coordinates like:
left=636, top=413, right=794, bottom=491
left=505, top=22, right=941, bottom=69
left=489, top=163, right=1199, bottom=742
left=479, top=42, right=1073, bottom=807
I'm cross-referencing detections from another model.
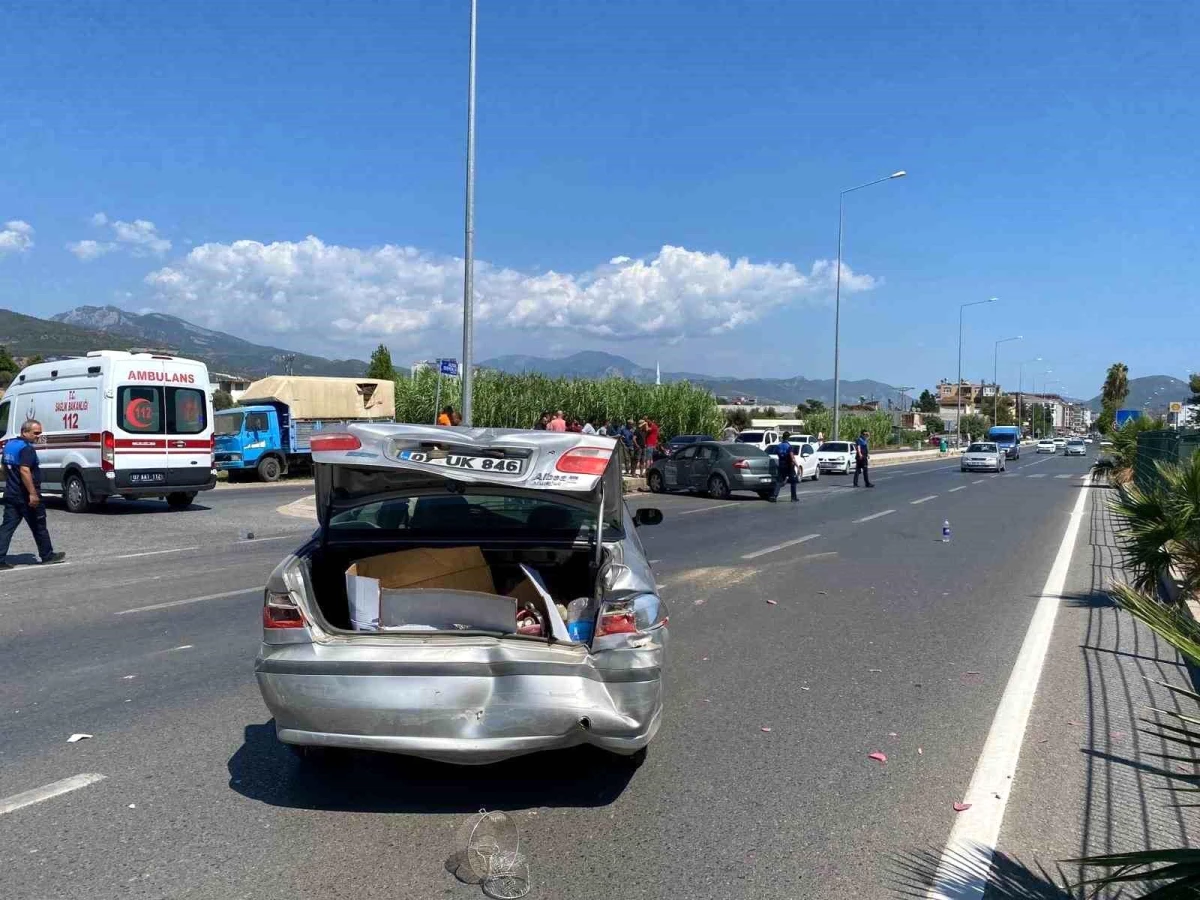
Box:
left=0, top=420, right=66, bottom=570
left=853, top=429, right=873, bottom=488
left=771, top=431, right=800, bottom=502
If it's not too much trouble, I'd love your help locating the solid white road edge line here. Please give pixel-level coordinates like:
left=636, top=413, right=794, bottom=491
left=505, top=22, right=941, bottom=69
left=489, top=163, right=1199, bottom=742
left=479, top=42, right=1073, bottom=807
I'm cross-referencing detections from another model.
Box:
left=853, top=509, right=896, bottom=523
left=924, top=472, right=1092, bottom=900
left=116, top=586, right=262, bottom=615
left=113, top=546, right=200, bottom=560
left=678, top=502, right=740, bottom=516
left=948, top=486, right=967, bottom=493
left=911, top=495, right=938, bottom=505
left=0, top=773, right=106, bottom=817
left=741, top=533, right=820, bottom=560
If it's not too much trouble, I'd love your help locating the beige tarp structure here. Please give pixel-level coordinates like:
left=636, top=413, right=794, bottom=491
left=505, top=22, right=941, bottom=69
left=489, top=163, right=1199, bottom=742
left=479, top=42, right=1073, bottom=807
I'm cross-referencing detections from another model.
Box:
left=238, top=376, right=395, bottom=420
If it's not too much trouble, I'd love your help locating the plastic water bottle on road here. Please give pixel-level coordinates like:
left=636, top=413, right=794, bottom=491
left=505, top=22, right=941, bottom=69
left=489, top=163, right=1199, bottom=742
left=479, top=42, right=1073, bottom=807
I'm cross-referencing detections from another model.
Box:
left=942, top=519, right=951, bottom=543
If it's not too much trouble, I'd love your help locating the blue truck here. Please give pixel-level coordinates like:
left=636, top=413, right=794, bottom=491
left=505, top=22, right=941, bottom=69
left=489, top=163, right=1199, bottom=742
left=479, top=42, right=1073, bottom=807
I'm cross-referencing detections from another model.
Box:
left=987, top=424, right=1022, bottom=460
left=213, top=376, right=395, bottom=481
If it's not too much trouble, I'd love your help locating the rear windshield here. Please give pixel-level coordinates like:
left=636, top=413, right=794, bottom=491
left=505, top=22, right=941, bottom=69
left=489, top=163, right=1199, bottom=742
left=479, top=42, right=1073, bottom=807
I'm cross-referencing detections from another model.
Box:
left=968, top=443, right=998, bottom=452
left=329, top=491, right=600, bottom=538
left=736, top=432, right=764, bottom=442
left=119, top=385, right=207, bottom=435
left=731, top=446, right=767, bottom=457
left=819, top=442, right=850, bottom=452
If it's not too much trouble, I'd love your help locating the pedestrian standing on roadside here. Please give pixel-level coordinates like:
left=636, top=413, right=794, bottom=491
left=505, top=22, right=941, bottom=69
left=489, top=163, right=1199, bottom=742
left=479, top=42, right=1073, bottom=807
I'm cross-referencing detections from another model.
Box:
left=596, top=419, right=608, bottom=436
left=853, top=429, right=873, bottom=488
left=547, top=410, right=567, bottom=432
left=770, top=431, right=799, bottom=502
left=645, top=417, right=660, bottom=464
left=581, top=417, right=596, bottom=435
left=635, top=419, right=650, bottom=475
left=0, top=420, right=67, bottom=570
left=534, top=411, right=550, bottom=430
left=618, top=419, right=635, bottom=474
left=437, top=405, right=454, bottom=426
left=450, top=410, right=462, bottom=426
left=722, top=422, right=738, bottom=442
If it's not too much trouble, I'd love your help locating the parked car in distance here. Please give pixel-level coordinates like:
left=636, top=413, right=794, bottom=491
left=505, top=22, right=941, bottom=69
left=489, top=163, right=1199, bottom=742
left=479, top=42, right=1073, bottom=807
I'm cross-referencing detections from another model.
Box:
left=764, top=441, right=820, bottom=482
left=1065, top=438, right=1087, bottom=456
left=1054, top=437, right=1067, bottom=448
left=961, top=441, right=1006, bottom=473
left=1084, top=436, right=1094, bottom=444
left=1037, top=439, right=1057, bottom=454
left=255, top=424, right=666, bottom=767
left=816, top=441, right=856, bottom=475
left=732, top=429, right=780, bottom=451
left=647, top=441, right=776, bottom=499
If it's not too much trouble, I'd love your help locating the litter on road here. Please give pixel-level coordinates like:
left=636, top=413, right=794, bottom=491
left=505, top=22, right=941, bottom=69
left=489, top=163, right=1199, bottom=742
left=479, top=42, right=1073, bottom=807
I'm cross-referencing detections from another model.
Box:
left=953, top=802, right=972, bottom=812
left=66, top=733, right=92, bottom=743
left=868, top=752, right=887, bottom=764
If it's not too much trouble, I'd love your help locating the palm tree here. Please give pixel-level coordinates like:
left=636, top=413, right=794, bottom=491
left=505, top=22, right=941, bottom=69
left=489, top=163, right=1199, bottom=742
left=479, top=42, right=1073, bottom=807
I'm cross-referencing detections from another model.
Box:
left=1112, top=448, right=1200, bottom=596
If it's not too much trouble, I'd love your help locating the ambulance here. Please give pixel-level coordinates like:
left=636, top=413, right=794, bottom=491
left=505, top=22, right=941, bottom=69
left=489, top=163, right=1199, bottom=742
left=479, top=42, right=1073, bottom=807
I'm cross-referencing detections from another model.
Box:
left=0, top=351, right=216, bottom=512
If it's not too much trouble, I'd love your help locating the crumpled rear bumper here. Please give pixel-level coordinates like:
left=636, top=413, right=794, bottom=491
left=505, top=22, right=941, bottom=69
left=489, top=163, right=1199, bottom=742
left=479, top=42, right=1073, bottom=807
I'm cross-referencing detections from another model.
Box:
left=254, top=636, right=665, bottom=765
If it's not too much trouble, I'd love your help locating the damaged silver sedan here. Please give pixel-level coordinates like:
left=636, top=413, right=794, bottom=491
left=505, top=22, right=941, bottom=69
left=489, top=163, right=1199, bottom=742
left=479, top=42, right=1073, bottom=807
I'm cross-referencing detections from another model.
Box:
left=254, top=423, right=667, bottom=765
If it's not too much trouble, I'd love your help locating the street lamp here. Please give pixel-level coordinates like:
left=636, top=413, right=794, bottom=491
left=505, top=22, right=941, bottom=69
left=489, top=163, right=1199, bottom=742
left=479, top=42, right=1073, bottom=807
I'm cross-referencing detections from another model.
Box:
left=460, top=0, right=479, bottom=425
left=832, top=169, right=906, bottom=440
left=991, top=336, right=1022, bottom=426
left=1017, top=356, right=1042, bottom=433
left=1042, top=378, right=1062, bottom=436
left=957, top=297, right=998, bottom=446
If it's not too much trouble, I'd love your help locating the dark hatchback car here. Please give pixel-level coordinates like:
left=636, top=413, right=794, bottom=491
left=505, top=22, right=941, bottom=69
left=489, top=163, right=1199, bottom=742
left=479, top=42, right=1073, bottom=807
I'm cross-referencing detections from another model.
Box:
left=646, top=441, right=777, bottom=499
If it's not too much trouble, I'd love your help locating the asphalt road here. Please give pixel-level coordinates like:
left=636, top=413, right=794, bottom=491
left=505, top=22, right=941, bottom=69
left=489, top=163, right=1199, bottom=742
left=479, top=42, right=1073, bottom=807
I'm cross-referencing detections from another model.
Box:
left=0, top=451, right=1106, bottom=899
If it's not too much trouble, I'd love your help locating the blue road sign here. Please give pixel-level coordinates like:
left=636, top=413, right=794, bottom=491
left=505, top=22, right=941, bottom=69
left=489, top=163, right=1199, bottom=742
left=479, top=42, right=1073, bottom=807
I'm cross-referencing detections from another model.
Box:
left=439, top=359, right=459, bottom=376
left=1115, top=408, right=1141, bottom=427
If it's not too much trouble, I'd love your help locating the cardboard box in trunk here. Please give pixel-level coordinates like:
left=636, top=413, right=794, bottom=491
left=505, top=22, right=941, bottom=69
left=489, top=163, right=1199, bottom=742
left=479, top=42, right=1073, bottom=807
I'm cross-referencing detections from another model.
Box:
left=345, top=548, right=568, bottom=636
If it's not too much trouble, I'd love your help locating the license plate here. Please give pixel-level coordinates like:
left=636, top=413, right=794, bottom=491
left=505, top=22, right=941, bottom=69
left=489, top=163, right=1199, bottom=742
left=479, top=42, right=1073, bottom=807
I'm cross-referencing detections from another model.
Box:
left=398, top=449, right=524, bottom=474
left=129, top=472, right=166, bottom=484
left=759, top=476, right=772, bottom=483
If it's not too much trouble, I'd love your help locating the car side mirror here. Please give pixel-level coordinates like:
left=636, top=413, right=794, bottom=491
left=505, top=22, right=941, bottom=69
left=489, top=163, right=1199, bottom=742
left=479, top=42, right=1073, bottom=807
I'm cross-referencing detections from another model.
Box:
left=634, top=508, right=663, bottom=527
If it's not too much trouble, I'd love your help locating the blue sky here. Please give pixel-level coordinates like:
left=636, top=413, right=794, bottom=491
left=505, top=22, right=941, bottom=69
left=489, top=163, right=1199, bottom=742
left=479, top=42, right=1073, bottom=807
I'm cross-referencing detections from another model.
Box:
left=2, top=0, right=1198, bottom=399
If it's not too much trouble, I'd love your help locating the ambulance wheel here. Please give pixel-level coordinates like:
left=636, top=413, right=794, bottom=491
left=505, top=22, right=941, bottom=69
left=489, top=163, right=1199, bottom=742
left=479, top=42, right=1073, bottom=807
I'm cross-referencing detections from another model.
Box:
left=257, top=457, right=282, bottom=482
left=64, top=473, right=91, bottom=514
left=166, top=492, right=196, bottom=510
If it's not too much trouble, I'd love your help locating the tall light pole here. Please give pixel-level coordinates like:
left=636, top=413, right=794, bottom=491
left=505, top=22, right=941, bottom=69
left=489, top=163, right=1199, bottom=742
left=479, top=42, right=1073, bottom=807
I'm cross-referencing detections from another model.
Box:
left=1017, top=356, right=1042, bottom=433
left=1041, top=377, right=1061, bottom=436
left=957, top=297, right=998, bottom=446
left=832, top=169, right=906, bottom=440
left=460, top=0, right=479, bottom=425
left=991, top=336, right=1022, bottom=425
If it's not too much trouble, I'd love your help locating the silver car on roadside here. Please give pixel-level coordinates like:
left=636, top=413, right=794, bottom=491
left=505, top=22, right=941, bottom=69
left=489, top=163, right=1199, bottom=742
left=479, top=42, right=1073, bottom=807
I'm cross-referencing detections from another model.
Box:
left=961, top=441, right=1006, bottom=472
left=254, top=423, right=667, bottom=766
left=645, top=440, right=777, bottom=499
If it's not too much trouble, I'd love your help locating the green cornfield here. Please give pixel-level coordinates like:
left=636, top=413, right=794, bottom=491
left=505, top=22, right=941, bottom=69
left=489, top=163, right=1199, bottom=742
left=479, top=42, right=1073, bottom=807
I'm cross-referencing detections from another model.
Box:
left=395, top=369, right=725, bottom=440
left=801, top=409, right=894, bottom=447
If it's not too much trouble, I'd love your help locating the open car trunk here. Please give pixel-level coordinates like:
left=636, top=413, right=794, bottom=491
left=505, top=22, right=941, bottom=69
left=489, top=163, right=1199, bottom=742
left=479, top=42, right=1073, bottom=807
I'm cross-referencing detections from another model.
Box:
left=306, top=541, right=601, bottom=638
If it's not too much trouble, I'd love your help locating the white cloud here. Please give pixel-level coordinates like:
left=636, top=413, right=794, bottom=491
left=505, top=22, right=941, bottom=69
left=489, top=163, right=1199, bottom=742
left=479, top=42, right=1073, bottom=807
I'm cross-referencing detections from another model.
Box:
left=68, top=214, right=171, bottom=260
left=143, top=236, right=877, bottom=350
left=0, top=220, right=34, bottom=256
left=67, top=239, right=117, bottom=261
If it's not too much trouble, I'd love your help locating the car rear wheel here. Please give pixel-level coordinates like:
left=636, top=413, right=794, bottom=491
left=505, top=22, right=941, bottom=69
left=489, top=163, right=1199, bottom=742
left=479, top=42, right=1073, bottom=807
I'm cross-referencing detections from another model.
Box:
left=646, top=470, right=665, bottom=493
left=166, top=492, right=196, bottom=510
left=63, top=473, right=90, bottom=513
left=707, top=474, right=730, bottom=500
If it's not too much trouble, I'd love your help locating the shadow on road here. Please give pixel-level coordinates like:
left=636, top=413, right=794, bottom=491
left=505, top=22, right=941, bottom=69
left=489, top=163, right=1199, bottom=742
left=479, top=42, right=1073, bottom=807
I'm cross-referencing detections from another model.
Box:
left=227, top=721, right=636, bottom=813
left=41, top=497, right=214, bottom=515
left=890, top=845, right=1074, bottom=899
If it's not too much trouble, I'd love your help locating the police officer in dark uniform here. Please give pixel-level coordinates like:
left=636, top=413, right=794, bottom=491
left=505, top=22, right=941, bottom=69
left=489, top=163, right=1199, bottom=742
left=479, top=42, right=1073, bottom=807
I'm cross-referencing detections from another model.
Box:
left=0, top=419, right=67, bottom=569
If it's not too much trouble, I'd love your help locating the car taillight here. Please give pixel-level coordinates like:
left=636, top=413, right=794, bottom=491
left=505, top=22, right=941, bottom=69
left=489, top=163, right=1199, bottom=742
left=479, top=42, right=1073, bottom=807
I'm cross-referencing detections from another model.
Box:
left=556, top=446, right=612, bottom=475
left=101, top=431, right=115, bottom=472
left=262, top=590, right=305, bottom=629
left=594, top=594, right=668, bottom=637
left=732, top=459, right=751, bottom=469
left=209, top=433, right=215, bottom=457
left=595, top=607, right=638, bottom=636
left=310, top=433, right=361, bottom=452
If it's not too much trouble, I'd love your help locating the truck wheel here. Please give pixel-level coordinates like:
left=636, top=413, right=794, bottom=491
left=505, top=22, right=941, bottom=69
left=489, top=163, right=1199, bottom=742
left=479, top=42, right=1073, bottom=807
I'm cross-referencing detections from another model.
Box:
left=63, top=473, right=91, bottom=513
left=166, top=492, right=196, bottom=510
left=257, top=457, right=281, bottom=482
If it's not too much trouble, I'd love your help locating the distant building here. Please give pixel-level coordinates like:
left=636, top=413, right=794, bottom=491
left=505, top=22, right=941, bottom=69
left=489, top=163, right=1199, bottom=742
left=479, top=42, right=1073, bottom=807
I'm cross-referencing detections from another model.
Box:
left=209, top=372, right=252, bottom=402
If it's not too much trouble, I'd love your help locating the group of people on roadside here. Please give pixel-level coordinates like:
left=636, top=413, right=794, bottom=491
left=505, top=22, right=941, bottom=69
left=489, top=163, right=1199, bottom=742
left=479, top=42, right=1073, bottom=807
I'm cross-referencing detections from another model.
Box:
left=533, top=411, right=660, bottom=476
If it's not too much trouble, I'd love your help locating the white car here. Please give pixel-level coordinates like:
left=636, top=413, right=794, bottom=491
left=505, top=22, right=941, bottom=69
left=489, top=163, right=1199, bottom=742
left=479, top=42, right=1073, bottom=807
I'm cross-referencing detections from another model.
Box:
left=1065, top=438, right=1087, bottom=457
left=1084, top=437, right=1094, bottom=444
left=765, top=441, right=820, bottom=481
left=816, top=441, right=857, bottom=474
left=1037, top=439, right=1056, bottom=453
left=961, top=441, right=1006, bottom=473
left=732, top=429, right=780, bottom=451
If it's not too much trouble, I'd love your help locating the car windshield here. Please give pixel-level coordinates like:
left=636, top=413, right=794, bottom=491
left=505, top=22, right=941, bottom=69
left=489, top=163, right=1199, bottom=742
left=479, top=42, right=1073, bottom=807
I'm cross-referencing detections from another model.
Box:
left=214, top=411, right=243, bottom=436
left=1068, top=440, right=1084, bottom=446
left=329, top=489, right=602, bottom=539
left=968, top=443, right=998, bottom=453
left=735, top=432, right=764, bottom=442
left=819, top=442, right=850, bottom=452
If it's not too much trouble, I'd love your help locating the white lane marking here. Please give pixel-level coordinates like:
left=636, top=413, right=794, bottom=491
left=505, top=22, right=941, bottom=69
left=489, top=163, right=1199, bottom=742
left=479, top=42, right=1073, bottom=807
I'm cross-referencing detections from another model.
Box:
left=1055, top=474, right=1072, bottom=479
left=972, top=479, right=986, bottom=485
left=924, top=473, right=1092, bottom=900
left=116, top=587, right=261, bottom=616
left=741, top=533, right=820, bottom=560
left=678, top=502, right=740, bottom=516
left=853, top=509, right=895, bottom=523
left=0, top=562, right=73, bottom=576
left=1027, top=473, right=1047, bottom=479
left=910, top=495, right=937, bottom=505
left=167, top=645, right=194, bottom=651
left=113, top=546, right=200, bottom=560
left=948, top=486, right=967, bottom=493
left=0, top=774, right=106, bottom=817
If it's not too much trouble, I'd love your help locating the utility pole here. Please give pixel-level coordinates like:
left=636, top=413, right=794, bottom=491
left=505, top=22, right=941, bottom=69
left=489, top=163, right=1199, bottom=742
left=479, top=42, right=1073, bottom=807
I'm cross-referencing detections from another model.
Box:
left=460, top=0, right=478, bottom=425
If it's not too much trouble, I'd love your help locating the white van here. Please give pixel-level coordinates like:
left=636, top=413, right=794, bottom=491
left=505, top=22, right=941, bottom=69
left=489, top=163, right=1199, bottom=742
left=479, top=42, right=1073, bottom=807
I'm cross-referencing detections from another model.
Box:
left=0, top=351, right=216, bottom=512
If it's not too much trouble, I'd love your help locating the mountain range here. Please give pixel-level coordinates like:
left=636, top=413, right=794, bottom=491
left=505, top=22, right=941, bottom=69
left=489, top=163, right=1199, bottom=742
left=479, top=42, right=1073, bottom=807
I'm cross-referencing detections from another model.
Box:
left=0, top=305, right=367, bottom=377
left=1084, top=375, right=1191, bottom=415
